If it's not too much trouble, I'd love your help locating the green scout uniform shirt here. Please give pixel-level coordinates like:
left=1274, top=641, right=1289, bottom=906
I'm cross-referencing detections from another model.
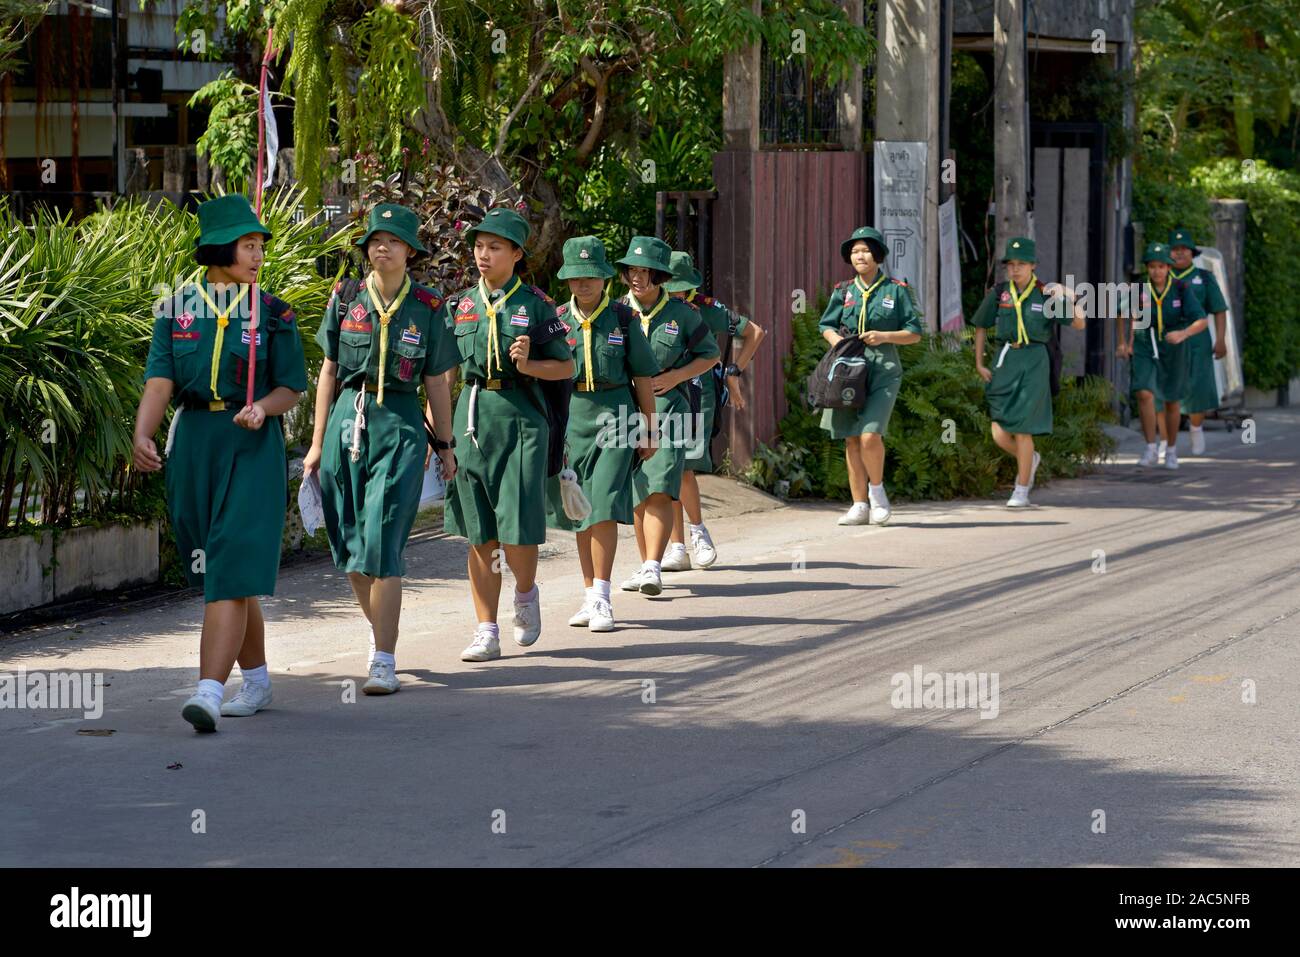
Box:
left=145, top=283, right=308, bottom=398
left=691, top=293, right=750, bottom=341
left=817, top=273, right=923, bottom=340
left=1129, top=276, right=1206, bottom=355
left=445, top=281, right=571, bottom=380
left=1171, top=265, right=1228, bottom=316
left=969, top=279, right=1070, bottom=343
left=624, top=291, right=719, bottom=395
left=315, top=279, right=459, bottom=388
left=556, top=298, right=659, bottom=386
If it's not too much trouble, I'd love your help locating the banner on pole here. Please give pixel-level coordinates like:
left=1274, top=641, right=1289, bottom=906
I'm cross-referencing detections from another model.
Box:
left=873, top=141, right=927, bottom=314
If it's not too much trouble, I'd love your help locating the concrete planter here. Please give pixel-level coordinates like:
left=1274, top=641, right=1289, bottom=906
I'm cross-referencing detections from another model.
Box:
left=0, top=530, right=54, bottom=615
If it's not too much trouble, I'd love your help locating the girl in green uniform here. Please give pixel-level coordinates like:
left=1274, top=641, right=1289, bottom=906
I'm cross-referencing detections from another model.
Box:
left=971, top=237, right=1086, bottom=507
left=819, top=226, right=922, bottom=526
left=661, top=251, right=766, bottom=571
left=133, top=194, right=307, bottom=732
left=616, top=237, right=719, bottom=597
left=1117, top=242, right=1208, bottom=470
left=1168, top=228, right=1229, bottom=456
left=545, top=237, right=658, bottom=632
left=443, top=208, right=575, bottom=662
left=302, top=204, right=459, bottom=695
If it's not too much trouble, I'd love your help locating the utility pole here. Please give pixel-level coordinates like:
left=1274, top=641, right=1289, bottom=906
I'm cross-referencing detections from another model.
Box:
left=993, top=0, right=1028, bottom=251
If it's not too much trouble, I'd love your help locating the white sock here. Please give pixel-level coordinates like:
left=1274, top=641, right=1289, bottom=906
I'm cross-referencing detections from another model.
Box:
left=240, top=664, right=269, bottom=688
left=593, top=579, right=611, bottom=601
left=515, top=584, right=538, bottom=604
left=1190, top=424, right=1203, bottom=433
left=643, top=559, right=661, bottom=575
left=853, top=500, right=868, bottom=509
left=478, top=622, right=499, bottom=639
left=196, top=678, right=224, bottom=703
left=374, top=651, right=395, bottom=667
left=1014, top=483, right=1029, bottom=494
left=688, top=522, right=705, bottom=534
left=1146, top=442, right=1158, bottom=453
left=869, top=483, right=885, bottom=497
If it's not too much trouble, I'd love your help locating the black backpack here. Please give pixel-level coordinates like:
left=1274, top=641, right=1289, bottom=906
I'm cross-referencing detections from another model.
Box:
left=807, top=328, right=869, bottom=410
left=707, top=309, right=738, bottom=438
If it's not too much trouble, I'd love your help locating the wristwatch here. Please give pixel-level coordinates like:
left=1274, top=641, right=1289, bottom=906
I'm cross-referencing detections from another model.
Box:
left=725, top=363, right=743, bottom=378
left=432, top=436, right=456, bottom=451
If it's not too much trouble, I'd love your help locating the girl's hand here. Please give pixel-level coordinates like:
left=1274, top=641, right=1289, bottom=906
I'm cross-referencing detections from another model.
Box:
left=509, top=334, right=531, bottom=371
left=436, top=448, right=457, bottom=483
left=728, top=376, right=745, bottom=410
left=1165, top=330, right=1185, bottom=345
left=860, top=330, right=885, bottom=346
left=1213, top=340, right=1227, bottom=360
left=1116, top=342, right=1132, bottom=359
left=133, top=435, right=163, bottom=472
left=302, top=443, right=322, bottom=482
left=234, top=403, right=266, bottom=430
left=650, top=372, right=678, bottom=396
left=976, top=364, right=993, bottom=384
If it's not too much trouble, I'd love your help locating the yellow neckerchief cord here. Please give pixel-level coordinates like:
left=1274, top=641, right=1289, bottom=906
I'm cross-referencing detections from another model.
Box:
left=479, top=275, right=523, bottom=378
left=569, top=286, right=611, bottom=391
left=628, top=288, right=670, bottom=336
left=853, top=272, right=887, bottom=334
left=1008, top=273, right=1036, bottom=346
left=1147, top=276, right=1171, bottom=339
left=365, top=272, right=412, bottom=405
left=193, top=281, right=250, bottom=401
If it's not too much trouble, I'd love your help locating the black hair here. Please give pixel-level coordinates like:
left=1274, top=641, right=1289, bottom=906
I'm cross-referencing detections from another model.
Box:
left=619, top=266, right=673, bottom=287
left=843, top=238, right=887, bottom=266
left=195, top=240, right=238, bottom=268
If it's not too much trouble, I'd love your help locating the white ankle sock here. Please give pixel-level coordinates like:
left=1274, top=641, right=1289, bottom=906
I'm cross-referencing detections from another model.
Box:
left=196, top=678, right=224, bottom=703
left=643, top=560, right=661, bottom=575
left=688, top=522, right=705, bottom=534
left=374, top=651, right=395, bottom=667
left=853, top=501, right=868, bottom=509
left=1190, top=424, right=1203, bottom=433
left=478, top=622, right=499, bottom=639
left=515, top=584, right=538, bottom=604
left=593, top=579, right=611, bottom=601
left=240, top=664, right=269, bottom=687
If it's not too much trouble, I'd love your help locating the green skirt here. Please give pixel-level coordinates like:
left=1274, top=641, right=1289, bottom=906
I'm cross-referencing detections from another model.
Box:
left=819, top=345, right=902, bottom=439
left=319, top=387, right=426, bottom=578
left=1182, top=329, right=1220, bottom=413
left=1131, top=332, right=1190, bottom=405
left=165, top=406, right=287, bottom=603
left=633, top=387, right=694, bottom=504
left=985, top=343, right=1054, bottom=436
left=443, top=384, right=550, bottom=546
left=547, top=388, right=641, bottom=532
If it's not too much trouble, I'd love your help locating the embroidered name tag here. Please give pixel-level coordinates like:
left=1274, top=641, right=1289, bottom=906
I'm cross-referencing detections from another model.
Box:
left=401, top=325, right=422, bottom=345
left=172, top=330, right=200, bottom=341
left=663, top=321, right=679, bottom=337
left=240, top=330, right=263, bottom=345
left=882, top=296, right=895, bottom=309
left=1193, top=277, right=1203, bottom=284
left=1030, top=302, right=1043, bottom=312
left=608, top=331, right=625, bottom=345
left=455, top=314, right=479, bottom=324
left=341, top=318, right=373, bottom=333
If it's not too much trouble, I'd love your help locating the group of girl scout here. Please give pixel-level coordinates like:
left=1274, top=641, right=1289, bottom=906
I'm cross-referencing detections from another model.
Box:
left=136, top=195, right=763, bottom=732
left=135, top=198, right=1219, bottom=733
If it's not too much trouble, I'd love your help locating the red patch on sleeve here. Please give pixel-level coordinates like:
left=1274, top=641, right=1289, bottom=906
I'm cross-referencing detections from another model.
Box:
left=413, top=287, right=443, bottom=309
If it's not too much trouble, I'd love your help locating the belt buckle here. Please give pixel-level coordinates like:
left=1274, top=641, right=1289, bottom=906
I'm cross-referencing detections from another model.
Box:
left=208, top=400, right=225, bottom=412
left=486, top=378, right=502, bottom=390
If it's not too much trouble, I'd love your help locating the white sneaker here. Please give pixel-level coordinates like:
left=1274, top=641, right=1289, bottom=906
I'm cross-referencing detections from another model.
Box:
left=181, top=693, right=220, bottom=733
left=690, top=526, right=717, bottom=568
left=620, top=570, right=645, bottom=591
left=362, top=660, right=401, bottom=695
left=868, top=487, right=892, bottom=525
left=1157, top=438, right=1168, bottom=460
left=1191, top=428, right=1206, bottom=455
left=661, top=543, right=691, bottom=572
left=1027, top=451, right=1042, bottom=492
left=461, top=629, right=501, bottom=662
left=1006, top=485, right=1031, bottom=508
left=1164, top=448, right=1180, bottom=470
left=1137, top=444, right=1159, bottom=468
left=220, top=681, right=272, bottom=716
left=639, top=567, right=663, bottom=596
left=588, top=598, right=615, bottom=633
left=569, top=600, right=593, bottom=627
left=838, top=502, right=870, bottom=526
left=513, top=590, right=542, bottom=646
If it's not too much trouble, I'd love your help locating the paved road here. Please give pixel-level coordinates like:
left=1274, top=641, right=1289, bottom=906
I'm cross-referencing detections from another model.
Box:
left=2, top=410, right=1297, bottom=867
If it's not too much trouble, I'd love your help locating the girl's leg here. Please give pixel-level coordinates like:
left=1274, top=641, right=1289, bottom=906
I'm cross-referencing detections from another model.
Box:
left=468, top=541, right=502, bottom=623
left=1014, top=434, right=1036, bottom=485
left=199, top=598, right=249, bottom=683
left=860, top=432, right=886, bottom=485
left=502, top=543, right=539, bottom=593
left=1136, top=390, right=1157, bottom=443
left=633, top=503, right=648, bottom=562
left=1163, top=402, right=1182, bottom=450
left=347, top=572, right=375, bottom=625
left=1189, top=412, right=1205, bottom=428
left=843, top=435, right=869, bottom=502
left=236, top=597, right=266, bottom=671
left=640, top=492, right=674, bottom=563
left=576, top=527, right=596, bottom=589
left=590, top=520, right=618, bottom=582
left=990, top=421, right=1017, bottom=457
left=679, top=470, right=704, bottom=526
left=368, top=576, right=403, bottom=655
left=669, top=498, right=686, bottom=547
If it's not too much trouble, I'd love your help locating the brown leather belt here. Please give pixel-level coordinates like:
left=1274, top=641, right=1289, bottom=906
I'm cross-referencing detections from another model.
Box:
left=574, top=381, right=624, bottom=392
left=467, top=377, right=515, bottom=391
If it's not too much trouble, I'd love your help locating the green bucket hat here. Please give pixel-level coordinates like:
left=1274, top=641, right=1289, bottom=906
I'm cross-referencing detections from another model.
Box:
left=1144, top=242, right=1174, bottom=266
left=615, top=236, right=673, bottom=273
left=1001, top=236, right=1036, bottom=264
left=557, top=236, right=616, bottom=280
left=195, top=194, right=271, bottom=249
left=356, top=203, right=427, bottom=256
left=465, top=207, right=531, bottom=251
left=663, top=251, right=704, bottom=292
left=1167, top=228, right=1200, bottom=255
left=840, top=226, right=887, bottom=264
